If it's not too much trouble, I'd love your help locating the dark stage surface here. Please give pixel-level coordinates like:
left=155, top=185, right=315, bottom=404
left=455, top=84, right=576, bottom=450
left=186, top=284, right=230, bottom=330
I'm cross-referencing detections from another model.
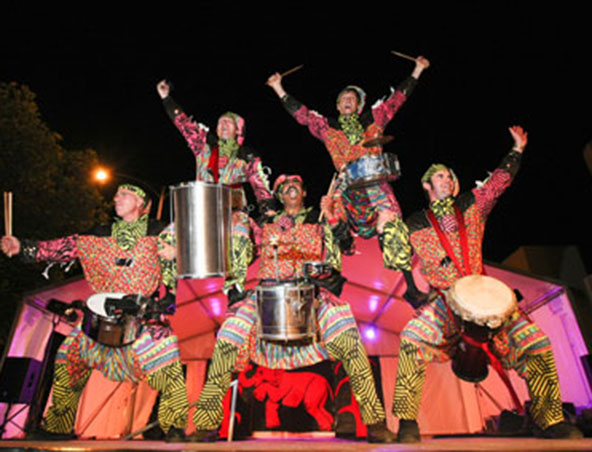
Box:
left=2, top=436, right=592, bottom=451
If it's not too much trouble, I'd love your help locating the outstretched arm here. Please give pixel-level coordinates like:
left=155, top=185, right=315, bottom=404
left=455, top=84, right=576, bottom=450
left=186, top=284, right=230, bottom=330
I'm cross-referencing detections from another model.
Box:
left=156, top=79, right=209, bottom=157
left=474, top=125, right=526, bottom=218
left=266, top=72, right=330, bottom=142
left=2, top=234, right=79, bottom=263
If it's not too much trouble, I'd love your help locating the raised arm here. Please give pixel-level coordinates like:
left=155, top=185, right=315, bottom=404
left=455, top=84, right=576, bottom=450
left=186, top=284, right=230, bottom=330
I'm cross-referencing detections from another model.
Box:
left=266, top=72, right=330, bottom=142
left=372, top=55, right=430, bottom=128
left=157, top=79, right=209, bottom=157
left=473, top=125, right=526, bottom=218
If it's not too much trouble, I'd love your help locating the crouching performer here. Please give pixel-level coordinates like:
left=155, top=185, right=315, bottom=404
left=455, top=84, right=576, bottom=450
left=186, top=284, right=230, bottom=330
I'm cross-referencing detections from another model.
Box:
left=391, top=127, right=582, bottom=442
left=189, top=174, right=396, bottom=443
left=1, top=184, right=189, bottom=441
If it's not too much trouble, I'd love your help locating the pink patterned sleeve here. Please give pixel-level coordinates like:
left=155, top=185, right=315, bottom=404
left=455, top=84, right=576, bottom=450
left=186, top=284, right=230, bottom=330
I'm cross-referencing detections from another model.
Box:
left=282, top=94, right=329, bottom=142
left=473, top=151, right=522, bottom=219
left=246, top=157, right=273, bottom=202
left=173, top=112, right=208, bottom=157
left=371, top=90, right=407, bottom=128
left=34, top=235, right=79, bottom=263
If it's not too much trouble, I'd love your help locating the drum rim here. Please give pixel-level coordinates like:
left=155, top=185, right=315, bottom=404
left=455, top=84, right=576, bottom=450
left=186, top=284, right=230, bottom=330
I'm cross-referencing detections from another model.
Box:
left=169, top=180, right=243, bottom=190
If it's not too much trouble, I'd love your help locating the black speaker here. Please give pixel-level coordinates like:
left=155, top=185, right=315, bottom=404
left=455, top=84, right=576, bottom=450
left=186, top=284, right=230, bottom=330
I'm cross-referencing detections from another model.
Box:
left=0, top=357, right=42, bottom=404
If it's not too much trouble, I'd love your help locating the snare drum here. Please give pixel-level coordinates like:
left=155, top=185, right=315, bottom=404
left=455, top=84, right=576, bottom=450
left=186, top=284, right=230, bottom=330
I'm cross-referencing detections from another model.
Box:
left=446, top=275, right=517, bottom=382
left=256, top=281, right=316, bottom=342
left=343, top=153, right=401, bottom=189
left=81, top=293, right=141, bottom=347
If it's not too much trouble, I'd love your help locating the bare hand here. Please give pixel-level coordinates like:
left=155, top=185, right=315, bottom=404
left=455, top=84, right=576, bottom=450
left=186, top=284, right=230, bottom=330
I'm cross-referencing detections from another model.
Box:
left=416, top=56, right=430, bottom=69
left=266, top=72, right=286, bottom=98
left=1, top=235, right=20, bottom=257
left=157, top=241, right=176, bottom=260
left=156, top=80, right=170, bottom=99
left=509, top=125, right=528, bottom=152
left=320, top=195, right=336, bottom=222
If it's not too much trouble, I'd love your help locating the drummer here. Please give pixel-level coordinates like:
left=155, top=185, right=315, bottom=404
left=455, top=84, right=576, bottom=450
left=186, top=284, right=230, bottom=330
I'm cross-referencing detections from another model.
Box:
left=266, top=56, right=430, bottom=307
left=391, top=126, right=582, bottom=442
left=0, top=184, right=189, bottom=441
left=156, top=80, right=274, bottom=305
left=188, top=174, right=396, bottom=443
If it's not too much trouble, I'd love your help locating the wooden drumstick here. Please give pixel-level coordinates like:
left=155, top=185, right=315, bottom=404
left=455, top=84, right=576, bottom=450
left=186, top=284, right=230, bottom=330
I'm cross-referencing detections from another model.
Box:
left=318, top=173, right=338, bottom=222
left=280, top=64, right=304, bottom=78
left=4, top=191, right=12, bottom=236
left=390, top=50, right=417, bottom=63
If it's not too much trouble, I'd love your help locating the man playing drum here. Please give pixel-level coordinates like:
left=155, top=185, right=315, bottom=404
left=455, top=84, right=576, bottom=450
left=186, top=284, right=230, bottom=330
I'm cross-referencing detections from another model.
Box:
left=266, top=56, right=430, bottom=307
left=1, top=184, right=189, bottom=441
left=391, top=126, right=583, bottom=441
left=156, top=80, right=274, bottom=305
left=188, top=174, right=397, bottom=443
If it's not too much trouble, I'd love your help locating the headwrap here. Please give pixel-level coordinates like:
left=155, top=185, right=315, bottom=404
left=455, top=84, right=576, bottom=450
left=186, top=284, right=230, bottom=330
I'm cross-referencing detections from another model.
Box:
left=118, top=184, right=147, bottom=204
left=273, top=174, right=304, bottom=203
left=337, top=85, right=366, bottom=114
left=421, top=164, right=460, bottom=197
left=219, top=111, right=246, bottom=146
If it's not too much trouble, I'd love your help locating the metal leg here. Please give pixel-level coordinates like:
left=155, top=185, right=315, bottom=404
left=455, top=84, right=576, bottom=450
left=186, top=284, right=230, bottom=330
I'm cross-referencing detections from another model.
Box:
left=227, top=379, right=239, bottom=442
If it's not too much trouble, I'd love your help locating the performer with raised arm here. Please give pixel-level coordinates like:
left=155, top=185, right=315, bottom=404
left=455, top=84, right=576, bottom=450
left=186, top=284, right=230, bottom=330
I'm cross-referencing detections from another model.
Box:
left=1, top=184, right=189, bottom=441
left=156, top=80, right=274, bottom=305
left=266, top=55, right=430, bottom=307
left=391, top=126, right=583, bottom=442
left=187, top=174, right=396, bottom=443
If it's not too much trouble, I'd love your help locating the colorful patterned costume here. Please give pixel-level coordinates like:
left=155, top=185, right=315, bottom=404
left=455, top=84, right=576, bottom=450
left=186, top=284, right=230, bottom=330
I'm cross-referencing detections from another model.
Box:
left=20, top=218, right=188, bottom=435
left=392, top=150, right=565, bottom=430
left=280, top=77, right=418, bottom=272
left=192, top=207, right=387, bottom=430
left=162, top=96, right=273, bottom=293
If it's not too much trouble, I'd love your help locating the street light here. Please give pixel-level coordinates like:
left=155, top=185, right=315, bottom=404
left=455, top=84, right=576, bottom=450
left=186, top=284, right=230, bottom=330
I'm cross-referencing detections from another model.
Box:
left=91, top=166, right=166, bottom=221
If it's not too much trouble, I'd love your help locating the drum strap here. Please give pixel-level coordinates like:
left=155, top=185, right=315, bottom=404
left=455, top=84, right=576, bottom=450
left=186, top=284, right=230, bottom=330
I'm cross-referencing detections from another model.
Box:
left=208, top=145, right=220, bottom=183
left=426, top=205, right=473, bottom=277
left=437, top=288, right=525, bottom=414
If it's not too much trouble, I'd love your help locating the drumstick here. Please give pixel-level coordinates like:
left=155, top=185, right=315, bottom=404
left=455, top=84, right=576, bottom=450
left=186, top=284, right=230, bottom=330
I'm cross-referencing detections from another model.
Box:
left=390, top=50, right=417, bottom=63
left=280, top=64, right=304, bottom=78
left=4, top=192, right=12, bottom=236
left=318, top=173, right=339, bottom=222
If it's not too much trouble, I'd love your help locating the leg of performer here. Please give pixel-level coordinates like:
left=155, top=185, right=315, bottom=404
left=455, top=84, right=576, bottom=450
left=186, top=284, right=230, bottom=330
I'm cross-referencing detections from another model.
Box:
left=496, top=313, right=583, bottom=439
left=392, top=296, right=456, bottom=442
left=38, top=331, right=92, bottom=439
left=190, top=299, right=257, bottom=441
left=319, top=302, right=396, bottom=443
left=223, top=211, right=254, bottom=306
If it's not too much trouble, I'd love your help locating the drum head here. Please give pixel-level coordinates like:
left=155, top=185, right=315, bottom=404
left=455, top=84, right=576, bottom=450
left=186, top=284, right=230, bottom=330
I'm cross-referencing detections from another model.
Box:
left=449, top=275, right=516, bottom=329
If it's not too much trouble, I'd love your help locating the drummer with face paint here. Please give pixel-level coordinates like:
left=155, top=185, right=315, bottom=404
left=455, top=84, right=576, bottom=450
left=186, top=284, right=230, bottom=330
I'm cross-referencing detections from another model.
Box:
left=156, top=80, right=274, bottom=306
left=0, top=184, right=189, bottom=441
left=188, top=174, right=397, bottom=443
left=266, top=56, right=430, bottom=307
left=390, top=126, right=582, bottom=442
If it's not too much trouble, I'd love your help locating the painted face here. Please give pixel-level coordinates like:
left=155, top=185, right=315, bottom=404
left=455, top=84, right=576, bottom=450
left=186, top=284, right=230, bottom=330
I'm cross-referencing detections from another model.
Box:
left=114, top=188, right=144, bottom=220
left=280, top=178, right=305, bottom=207
left=216, top=115, right=238, bottom=140
left=337, top=91, right=360, bottom=116
left=425, top=170, right=455, bottom=202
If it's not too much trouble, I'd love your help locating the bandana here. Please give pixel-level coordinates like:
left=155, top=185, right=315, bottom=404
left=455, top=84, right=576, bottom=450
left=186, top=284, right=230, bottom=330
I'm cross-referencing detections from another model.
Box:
left=337, top=85, right=366, bottom=114
left=111, top=213, right=149, bottom=251
left=118, top=184, right=147, bottom=203
left=421, top=164, right=460, bottom=197
left=338, top=113, right=364, bottom=145
left=219, top=111, right=246, bottom=146
left=273, top=174, right=304, bottom=202
left=217, top=138, right=240, bottom=160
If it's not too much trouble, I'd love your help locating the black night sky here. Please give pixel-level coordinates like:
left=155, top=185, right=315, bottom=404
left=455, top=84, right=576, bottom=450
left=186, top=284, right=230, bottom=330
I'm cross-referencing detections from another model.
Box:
left=2, top=2, right=591, bottom=264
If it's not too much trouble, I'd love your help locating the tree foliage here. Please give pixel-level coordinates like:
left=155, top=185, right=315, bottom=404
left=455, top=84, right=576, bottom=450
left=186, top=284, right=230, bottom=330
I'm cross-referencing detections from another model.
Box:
left=0, top=82, right=109, bottom=352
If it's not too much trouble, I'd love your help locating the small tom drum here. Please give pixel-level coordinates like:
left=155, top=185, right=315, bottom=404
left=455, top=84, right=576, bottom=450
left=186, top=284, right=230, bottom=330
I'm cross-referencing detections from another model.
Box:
left=343, top=153, right=401, bottom=189
left=256, top=281, right=316, bottom=342
left=447, top=275, right=517, bottom=382
left=81, top=293, right=141, bottom=347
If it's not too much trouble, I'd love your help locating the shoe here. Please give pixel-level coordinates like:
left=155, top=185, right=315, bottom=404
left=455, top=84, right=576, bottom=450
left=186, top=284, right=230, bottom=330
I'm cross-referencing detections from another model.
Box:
left=164, top=427, right=186, bottom=442
left=142, top=424, right=165, bottom=440
left=397, top=419, right=421, bottom=443
left=535, top=422, right=584, bottom=439
left=366, top=420, right=397, bottom=443
left=26, top=428, right=77, bottom=441
left=187, top=429, right=218, bottom=442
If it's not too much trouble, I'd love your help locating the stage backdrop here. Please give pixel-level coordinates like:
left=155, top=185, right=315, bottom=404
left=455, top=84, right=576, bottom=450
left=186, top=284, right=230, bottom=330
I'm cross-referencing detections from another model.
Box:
left=1, top=236, right=591, bottom=439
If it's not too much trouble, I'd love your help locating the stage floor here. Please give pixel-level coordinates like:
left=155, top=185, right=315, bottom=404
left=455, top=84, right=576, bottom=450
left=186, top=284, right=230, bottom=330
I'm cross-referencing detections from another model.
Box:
left=1, top=437, right=592, bottom=452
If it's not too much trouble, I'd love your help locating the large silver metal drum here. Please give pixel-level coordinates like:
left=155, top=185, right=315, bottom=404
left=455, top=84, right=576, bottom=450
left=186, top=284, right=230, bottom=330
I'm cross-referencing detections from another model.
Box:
left=171, top=181, right=232, bottom=279
left=256, top=281, right=316, bottom=341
